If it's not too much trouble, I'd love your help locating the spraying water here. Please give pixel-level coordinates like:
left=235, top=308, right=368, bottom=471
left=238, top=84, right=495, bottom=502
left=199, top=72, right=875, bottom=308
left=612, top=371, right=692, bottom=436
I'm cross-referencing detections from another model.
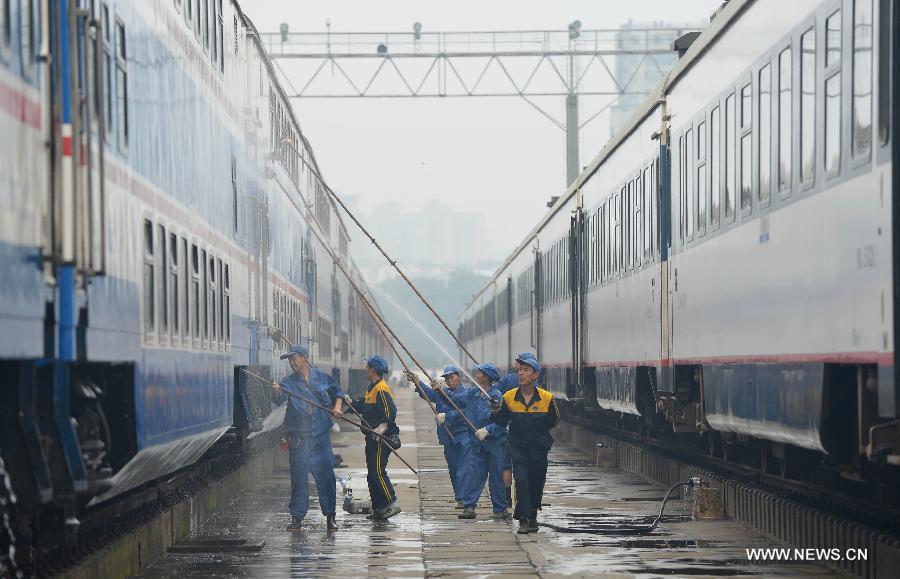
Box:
left=377, top=289, right=478, bottom=384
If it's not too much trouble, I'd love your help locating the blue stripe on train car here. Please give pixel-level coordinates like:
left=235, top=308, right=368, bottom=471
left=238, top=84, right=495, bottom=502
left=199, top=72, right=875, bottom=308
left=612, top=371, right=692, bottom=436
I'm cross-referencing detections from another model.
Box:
left=137, top=348, right=234, bottom=448
left=703, top=363, right=825, bottom=453
left=0, top=240, right=44, bottom=358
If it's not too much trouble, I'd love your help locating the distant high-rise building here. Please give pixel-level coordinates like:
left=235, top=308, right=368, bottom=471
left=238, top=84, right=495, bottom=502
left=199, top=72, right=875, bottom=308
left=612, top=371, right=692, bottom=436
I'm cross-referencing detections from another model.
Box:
left=347, top=199, right=499, bottom=281
left=609, top=20, right=704, bottom=138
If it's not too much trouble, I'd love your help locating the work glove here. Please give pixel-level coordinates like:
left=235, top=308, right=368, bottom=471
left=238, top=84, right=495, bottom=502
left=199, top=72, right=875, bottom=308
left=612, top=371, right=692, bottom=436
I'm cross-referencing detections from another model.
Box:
left=475, top=428, right=489, bottom=441
left=489, top=397, right=502, bottom=414
left=432, top=378, right=447, bottom=390
left=404, top=370, right=418, bottom=382
left=344, top=394, right=354, bottom=405
left=435, top=413, right=446, bottom=426
left=373, top=423, right=388, bottom=435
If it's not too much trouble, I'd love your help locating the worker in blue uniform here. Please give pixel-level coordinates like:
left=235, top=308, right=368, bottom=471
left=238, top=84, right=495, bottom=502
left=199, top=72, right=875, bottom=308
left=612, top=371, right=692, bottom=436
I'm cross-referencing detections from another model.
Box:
left=351, top=355, right=401, bottom=520
left=496, top=351, right=537, bottom=394
left=463, top=362, right=511, bottom=520
left=490, top=354, right=560, bottom=534
left=407, top=365, right=470, bottom=509
left=271, top=345, right=345, bottom=532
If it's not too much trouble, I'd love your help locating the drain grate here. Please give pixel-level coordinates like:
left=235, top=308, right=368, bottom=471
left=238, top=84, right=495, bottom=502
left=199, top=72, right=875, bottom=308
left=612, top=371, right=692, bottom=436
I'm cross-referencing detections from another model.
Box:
left=168, top=538, right=266, bottom=554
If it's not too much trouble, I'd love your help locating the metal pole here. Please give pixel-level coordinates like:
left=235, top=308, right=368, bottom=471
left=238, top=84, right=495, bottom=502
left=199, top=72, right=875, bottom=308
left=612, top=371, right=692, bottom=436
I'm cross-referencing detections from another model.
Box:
left=566, top=92, right=580, bottom=186
left=241, top=368, right=418, bottom=475
left=360, top=298, right=455, bottom=440
left=298, top=200, right=480, bottom=435
left=283, top=138, right=480, bottom=365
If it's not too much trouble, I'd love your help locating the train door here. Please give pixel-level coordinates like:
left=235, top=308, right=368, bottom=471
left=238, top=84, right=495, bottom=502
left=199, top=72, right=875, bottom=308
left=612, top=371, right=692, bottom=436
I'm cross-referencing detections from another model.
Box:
left=506, top=275, right=513, bottom=370
left=570, top=207, right=584, bottom=399
left=658, top=116, right=674, bottom=393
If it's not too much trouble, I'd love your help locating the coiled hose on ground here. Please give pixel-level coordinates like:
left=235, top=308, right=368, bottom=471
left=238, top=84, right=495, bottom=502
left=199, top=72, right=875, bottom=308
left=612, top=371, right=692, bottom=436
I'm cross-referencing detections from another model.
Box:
left=536, top=478, right=701, bottom=535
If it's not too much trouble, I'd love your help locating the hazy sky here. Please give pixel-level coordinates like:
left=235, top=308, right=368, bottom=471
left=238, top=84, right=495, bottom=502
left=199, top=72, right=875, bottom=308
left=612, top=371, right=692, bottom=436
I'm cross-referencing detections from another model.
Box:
left=244, top=1, right=723, bottom=259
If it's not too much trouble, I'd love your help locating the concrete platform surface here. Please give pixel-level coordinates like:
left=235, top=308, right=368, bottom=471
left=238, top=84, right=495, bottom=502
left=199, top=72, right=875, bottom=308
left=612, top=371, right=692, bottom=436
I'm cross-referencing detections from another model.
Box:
left=138, top=388, right=835, bottom=578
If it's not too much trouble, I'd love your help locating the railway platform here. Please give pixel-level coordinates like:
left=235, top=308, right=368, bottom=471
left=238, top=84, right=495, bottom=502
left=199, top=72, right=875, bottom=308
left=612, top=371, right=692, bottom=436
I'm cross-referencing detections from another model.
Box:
left=136, top=388, right=835, bottom=578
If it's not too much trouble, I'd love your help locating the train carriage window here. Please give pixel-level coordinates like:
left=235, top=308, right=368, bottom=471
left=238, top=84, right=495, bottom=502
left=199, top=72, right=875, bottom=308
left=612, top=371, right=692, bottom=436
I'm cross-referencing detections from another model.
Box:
left=209, top=256, right=218, bottom=347
left=678, top=135, right=685, bottom=241
left=115, top=19, right=128, bottom=149
left=759, top=63, right=772, bottom=204
left=102, top=4, right=112, bottom=138
left=158, top=225, right=169, bottom=343
left=181, top=238, right=188, bottom=343
left=644, top=166, right=652, bottom=259
left=0, top=1, right=9, bottom=52
left=200, top=249, right=208, bottom=345
left=778, top=47, right=793, bottom=193
left=725, top=93, right=736, bottom=221
left=595, top=208, right=602, bottom=281
left=635, top=174, right=642, bottom=266
left=22, top=0, right=35, bottom=74
left=202, top=0, right=210, bottom=51
left=193, top=0, right=201, bottom=38
left=217, top=257, right=224, bottom=348
left=191, top=245, right=200, bottom=346
left=852, top=0, right=873, bottom=158
left=686, top=128, right=694, bottom=237
left=878, top=0, right=890, bottom=145
left=800, top=28, right=816, bottom=183
left=739, top=83, right=752, bottom=212
left=217, top=0, right=224, bottom=73
left=616, top=190, right=623, bottom=273
left=626, top=181, right=633, bottom=269
left=606, top=200, right=612, bottom=278
left=170, top=233, right=180, bottom=342
left=710, top=107, right=721, bottom=228
left=824, top=10, right=842, bottom=175
left=697, top=121, right=707, bottom=236
left=143, top=220, right=155, bottom=338
left=184, top=0, right=192, bottom=27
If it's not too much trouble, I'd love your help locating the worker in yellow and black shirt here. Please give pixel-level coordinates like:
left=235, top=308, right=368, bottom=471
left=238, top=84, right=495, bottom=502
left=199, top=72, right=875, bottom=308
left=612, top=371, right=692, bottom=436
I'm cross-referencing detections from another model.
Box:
left=490, top=354, right=560, bottom=534
left=348, top=355, right=401, bottom=520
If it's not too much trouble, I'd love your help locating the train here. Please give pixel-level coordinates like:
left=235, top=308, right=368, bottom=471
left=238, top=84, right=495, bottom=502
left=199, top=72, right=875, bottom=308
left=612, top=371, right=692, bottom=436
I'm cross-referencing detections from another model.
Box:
left=0, top=0, right=389, bottom=555
left=459, top=0, right=899, bottom=491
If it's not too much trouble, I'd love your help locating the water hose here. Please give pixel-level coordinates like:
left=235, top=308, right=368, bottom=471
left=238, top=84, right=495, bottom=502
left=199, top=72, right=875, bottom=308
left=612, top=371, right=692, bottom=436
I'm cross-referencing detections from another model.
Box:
left=536, top=477, right=702, bottom=535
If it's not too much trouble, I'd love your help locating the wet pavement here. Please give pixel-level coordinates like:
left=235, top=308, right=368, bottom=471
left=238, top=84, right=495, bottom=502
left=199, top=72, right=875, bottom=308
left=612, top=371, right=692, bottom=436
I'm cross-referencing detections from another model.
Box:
left=138, top=388, right=836, bottom=578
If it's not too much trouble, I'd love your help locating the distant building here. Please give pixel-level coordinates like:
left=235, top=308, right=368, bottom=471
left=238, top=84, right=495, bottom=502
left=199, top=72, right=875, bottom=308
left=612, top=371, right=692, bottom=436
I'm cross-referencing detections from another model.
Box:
left=609, top=20, right=704, bottom=138
left=346, top=198, right=499, bottom=282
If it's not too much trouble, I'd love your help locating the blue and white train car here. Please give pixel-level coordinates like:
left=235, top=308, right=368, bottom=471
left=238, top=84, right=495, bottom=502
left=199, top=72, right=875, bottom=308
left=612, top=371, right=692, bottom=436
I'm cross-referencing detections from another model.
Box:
left=0, top=0, right=389, bottom=548
left=460, top=0, right=898, bottom=479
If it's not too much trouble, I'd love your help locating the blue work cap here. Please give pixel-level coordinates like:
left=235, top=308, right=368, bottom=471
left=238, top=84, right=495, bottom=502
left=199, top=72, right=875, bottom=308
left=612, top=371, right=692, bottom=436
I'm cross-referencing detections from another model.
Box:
left=440, top=365, right=462, bottom=377
left=474, top=363, right=501, bottom=382
left=516, top=355, right=541, bottom=374
left=516, top=352, right=536, bottom=361
left=280, top=345, right=310, bottom=360
left=365, top=355, right=389, bottom=375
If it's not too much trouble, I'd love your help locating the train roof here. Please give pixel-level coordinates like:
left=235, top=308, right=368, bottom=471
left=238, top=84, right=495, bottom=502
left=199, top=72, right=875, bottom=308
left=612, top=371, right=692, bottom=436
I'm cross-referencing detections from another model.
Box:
left=460, top=0, right=749, bottom=317
left=236, top=1, right=355, bottom=245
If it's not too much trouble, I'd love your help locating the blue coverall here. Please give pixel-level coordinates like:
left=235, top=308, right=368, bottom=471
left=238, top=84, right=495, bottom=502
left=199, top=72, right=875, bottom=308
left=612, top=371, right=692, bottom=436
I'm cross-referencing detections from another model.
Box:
left=416, top=380, right=469, bottom=500
left=452, top=384, right=510, bottom=512
left=496, top=371, right=519, bottom=394
left=272, top=367, right=344, bottom=521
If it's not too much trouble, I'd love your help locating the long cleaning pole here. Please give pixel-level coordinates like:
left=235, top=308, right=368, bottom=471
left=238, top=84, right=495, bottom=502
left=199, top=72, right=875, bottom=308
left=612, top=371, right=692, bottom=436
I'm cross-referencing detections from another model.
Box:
left=269, top=327, right=369, bottom=427
left=241, top=368, right=417, bottom=475
left=283, top=138, right=479, bottom=366
left=300, top=206, right=480, bottom=435
left=360, top=298, right=455, bottom=440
